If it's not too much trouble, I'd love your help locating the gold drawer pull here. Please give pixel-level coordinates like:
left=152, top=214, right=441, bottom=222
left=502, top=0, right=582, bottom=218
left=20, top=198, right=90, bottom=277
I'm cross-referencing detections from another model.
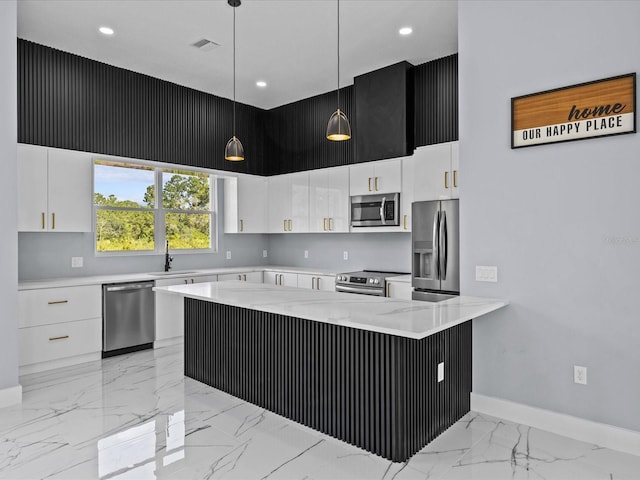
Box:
left=47, top=300, right=69, bottom=305
left=240, top=219, right=244, bottom=232
left=453, top=170, right=458, bottom=188
left=375, top=177, right=379, bottom=191
left=49, top=335, right=69, bottom=341
left=403, top=214, right=408, bottom=230
left=328, top=218, right=333, bottom=231
left=368, top=177, right=372, bottom=191
left=41, top=212, right=45, bottom=230
left=444, top=171, right=449, bottom=189
left=52, top=212, right=56, bottom=229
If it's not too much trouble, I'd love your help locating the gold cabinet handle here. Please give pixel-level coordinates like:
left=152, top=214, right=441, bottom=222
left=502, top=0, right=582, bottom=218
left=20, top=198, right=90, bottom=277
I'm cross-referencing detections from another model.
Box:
left=242, top=274, right=247, bottom=281
left=52, top=212, right=55, bottom=229
left=386, top=283, right=390, bottom=297
left=184, top=279, right=188, bottom=284
left=240, top=219, right=244, bottom=232
left=375, top=177, right=379, bottom=191
left=329, top=218, right=333, bottom=231
left=191, top=278, right=194, bottom=284
left=403, top=214, right=408, bottom=230
left=312, top=277, right=316, bottom=289
left=283, top=219, right=287, bottom=231
left=49, top=335, right=69, bottom=341
left=453, top=170, right=458, bottom=188
left=368, top=177, right=372, bottom=192
left=41, top=212, right=45, bottom=230
left=47, top=300, right=68, bottom=305
left=288, top=219, right=292, bottom=231
left=444, top=171, right=449, bottom=189
left=323, top=218, right=327, bottom=231
left=316, top=277, right=321, bottom=290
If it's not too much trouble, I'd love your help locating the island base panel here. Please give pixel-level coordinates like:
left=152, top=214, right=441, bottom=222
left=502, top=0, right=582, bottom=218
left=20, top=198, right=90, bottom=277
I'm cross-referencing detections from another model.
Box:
left=184, top=298, right=471, bottom=462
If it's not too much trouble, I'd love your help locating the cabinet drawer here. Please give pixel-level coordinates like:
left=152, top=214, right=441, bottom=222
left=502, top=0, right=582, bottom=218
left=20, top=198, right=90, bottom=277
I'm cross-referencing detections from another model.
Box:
left=19, top=285, right=102, bottom=328
left=19, top=317, right=102, bottom=366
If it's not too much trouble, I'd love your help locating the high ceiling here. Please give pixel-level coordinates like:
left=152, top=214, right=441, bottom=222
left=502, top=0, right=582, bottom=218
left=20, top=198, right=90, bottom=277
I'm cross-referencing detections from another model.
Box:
left=17, top=0, right=458, bottom=110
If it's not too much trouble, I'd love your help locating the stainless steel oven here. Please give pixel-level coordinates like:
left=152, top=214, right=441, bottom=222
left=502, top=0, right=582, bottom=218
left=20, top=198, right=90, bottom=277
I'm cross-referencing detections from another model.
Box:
left=335, top=270, right=406, bottom=297
left=351, top=193, right=400, bottom=227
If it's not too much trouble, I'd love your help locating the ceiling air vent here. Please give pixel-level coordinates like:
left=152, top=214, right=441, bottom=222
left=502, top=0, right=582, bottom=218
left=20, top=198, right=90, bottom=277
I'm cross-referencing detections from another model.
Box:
left=191, top=38, right=220, bottom=52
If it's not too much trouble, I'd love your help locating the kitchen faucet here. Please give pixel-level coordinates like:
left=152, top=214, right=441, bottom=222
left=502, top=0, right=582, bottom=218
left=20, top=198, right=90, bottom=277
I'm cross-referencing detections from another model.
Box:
left=164, top=240, right=173, bottom=272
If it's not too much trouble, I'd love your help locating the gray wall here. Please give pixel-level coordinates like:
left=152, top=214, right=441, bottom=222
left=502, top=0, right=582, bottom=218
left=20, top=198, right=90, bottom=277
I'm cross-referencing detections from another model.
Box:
left=267, top=232, right=411, bottom=273
left=19, top=179, right=268, bottom=280
left=0, top=0, right=19, bottom=392
left=460, top=0, right=640, bottom=430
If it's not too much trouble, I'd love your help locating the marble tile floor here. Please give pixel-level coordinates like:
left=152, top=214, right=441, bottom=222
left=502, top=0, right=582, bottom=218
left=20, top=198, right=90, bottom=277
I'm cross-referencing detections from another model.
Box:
left=1, top=344, right=638, bottom=480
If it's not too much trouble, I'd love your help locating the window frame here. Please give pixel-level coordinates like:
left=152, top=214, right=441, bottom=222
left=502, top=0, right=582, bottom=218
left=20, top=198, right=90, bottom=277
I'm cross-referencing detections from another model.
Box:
left=93, top=158, right=218, bottom=257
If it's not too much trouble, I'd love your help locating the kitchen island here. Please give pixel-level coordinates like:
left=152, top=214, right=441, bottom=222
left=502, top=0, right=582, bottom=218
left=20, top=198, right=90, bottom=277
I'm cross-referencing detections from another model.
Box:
left=155, top=281, right=507, bottom=462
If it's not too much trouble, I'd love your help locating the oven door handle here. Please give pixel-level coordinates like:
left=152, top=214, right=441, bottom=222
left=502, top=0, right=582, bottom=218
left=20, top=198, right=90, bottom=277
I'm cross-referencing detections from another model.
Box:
left=336, top=285, right=384, bottom=296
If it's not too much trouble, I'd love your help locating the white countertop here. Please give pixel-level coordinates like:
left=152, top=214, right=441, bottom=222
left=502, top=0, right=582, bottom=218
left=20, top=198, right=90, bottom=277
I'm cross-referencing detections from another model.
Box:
left=18, top=265, right=339, bottom=290
left=386, top=274, right=412, bottom=283
left=155, top=281, right=508, bottom=340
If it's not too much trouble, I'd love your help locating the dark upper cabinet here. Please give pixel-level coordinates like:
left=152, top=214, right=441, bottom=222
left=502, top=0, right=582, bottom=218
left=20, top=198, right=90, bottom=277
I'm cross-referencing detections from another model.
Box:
left=354, top=61, right=415, bottom=163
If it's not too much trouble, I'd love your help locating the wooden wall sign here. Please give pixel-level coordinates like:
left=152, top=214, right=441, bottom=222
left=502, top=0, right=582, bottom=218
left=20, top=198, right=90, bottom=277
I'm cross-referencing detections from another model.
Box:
left=512, top=73, right=636, bottom=148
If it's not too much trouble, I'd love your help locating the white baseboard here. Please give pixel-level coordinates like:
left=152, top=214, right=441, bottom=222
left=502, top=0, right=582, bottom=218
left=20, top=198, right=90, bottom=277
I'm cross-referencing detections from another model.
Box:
left=154, top=336, right=183, bottom=349
left=471, top=393, right=640, bottom=457
left=0, top=384, right=22, bottom=409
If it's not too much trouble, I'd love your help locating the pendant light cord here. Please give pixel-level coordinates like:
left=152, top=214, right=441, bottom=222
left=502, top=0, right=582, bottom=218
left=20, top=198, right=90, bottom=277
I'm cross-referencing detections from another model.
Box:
left=336, top=0, right=340, bottom=111
left=233, top=5, right=237, bottom=137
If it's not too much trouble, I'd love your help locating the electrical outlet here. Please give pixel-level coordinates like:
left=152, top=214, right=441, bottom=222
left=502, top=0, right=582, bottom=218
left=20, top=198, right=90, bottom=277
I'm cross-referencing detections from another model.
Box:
left=71, top=257, right=83, bottom=268
left=574, top=365, right=587, bottom=385
left=226, top=251, right=231, bottom=260
left=437, top=362, right=445, bottom=382
left=263, top=250, right=268, bottom=258
left=343, top=251, right=349, bottom=260
left=476, top=265, right=498, bottom=282
left=304, top=250, right=309, bottom=259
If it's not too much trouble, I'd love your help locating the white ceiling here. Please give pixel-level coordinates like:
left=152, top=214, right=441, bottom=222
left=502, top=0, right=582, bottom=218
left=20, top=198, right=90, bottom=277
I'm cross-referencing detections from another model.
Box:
left=17, top=0, right=458, bottom=110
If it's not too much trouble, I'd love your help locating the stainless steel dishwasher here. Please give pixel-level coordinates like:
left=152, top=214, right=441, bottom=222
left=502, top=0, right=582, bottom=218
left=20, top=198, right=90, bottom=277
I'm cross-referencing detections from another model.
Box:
left=102, top=281, right=155, bottom=357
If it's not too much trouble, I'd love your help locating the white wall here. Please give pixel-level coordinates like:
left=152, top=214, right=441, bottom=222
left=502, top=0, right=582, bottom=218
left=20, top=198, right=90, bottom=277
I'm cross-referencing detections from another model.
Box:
left=0, top=0, right=20, bottom=398
left=460, top=0, right=640, bottom=430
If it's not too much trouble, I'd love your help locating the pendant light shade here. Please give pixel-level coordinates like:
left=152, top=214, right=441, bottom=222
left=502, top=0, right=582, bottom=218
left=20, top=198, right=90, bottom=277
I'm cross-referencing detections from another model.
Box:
left=326, top=109, right=351, bottom=141
left=327, top=0, right=351, bottom=142
left=225, top=136, right=244, bottom=161
left=225, top=0, right=244, bottom=161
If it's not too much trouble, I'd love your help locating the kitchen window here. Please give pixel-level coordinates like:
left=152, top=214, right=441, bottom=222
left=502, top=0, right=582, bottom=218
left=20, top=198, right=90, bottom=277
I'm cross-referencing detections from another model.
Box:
left=94, top=160, right=216, bottom=254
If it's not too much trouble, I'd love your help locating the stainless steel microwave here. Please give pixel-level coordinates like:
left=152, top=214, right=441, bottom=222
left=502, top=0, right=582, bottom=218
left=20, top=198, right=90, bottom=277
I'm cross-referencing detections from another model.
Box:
left=351, top=193, right=400, bottom=227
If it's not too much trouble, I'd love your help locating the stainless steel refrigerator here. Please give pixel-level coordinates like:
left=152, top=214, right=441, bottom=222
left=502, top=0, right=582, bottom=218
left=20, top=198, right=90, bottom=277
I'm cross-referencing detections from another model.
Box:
left=412, top=200, right=460, bottom=302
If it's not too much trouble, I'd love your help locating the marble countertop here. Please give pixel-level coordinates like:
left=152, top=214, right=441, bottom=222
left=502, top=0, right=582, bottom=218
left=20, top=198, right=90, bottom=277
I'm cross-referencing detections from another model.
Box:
left=386, top=274, right=412, bottom=283
left=155, top=281, right=508, bottom=339
left=18, top=265, right=339, bottom=290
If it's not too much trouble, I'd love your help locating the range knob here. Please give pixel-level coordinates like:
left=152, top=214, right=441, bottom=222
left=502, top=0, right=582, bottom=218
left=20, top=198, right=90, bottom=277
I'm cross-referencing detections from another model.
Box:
left=373, top=278, right=380, bottom=285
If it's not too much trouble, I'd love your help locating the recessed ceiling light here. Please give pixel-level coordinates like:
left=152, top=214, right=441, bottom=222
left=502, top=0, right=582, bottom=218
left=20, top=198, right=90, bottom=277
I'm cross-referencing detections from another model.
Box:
left=256, top=81, right=267, bottom=88
left=399, top=27, right=413, bottom=36
left=99, top=26, right=114, bottom=36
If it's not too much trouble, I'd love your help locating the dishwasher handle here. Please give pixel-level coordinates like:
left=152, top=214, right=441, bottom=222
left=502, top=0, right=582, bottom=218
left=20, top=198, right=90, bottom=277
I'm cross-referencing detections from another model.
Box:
left=105, top=283, right=154, bottom=292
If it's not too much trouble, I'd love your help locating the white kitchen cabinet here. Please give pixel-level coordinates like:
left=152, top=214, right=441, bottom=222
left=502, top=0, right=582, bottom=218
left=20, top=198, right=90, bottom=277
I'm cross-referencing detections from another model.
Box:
left=267, top=172, right=310, bottom=233
left=18, top=285, right=102, bottom=374
left=18, top=144, right=93, bottom=232
left=410, top=142, right=459, bottom=202
left=223, top=174, right=267, bottom=233
left=218, top=271, right=263, bottom=283
left=386, top=280, right=412, bottom=300
left=401, top=154, right=415, bottom=232
left=297, top=273, right=336, bottom=292
left=349, top=158, right=402, bottom=196
left=264, top=271, right=297, bottom=287
left=155, top=274, right=219, bottom=346
left=308, top=166, right=349, bottom=233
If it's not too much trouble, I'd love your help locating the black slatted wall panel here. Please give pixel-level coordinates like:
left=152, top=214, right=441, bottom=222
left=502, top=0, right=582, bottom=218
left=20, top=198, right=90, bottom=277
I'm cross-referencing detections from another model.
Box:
left=18, top=39, right=266, bottom=175
left=184, top=298, right=472, bottom=462
left=414, top=53, right=459, bottom=146
left=263, top=87, right=355, bottom=175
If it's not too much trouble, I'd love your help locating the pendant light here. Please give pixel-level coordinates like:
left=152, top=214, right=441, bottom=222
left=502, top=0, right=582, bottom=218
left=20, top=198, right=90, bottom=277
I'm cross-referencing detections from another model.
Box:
left=225, top=0, right=245, bottom=161
left=326, top=0, right=351, bottom=141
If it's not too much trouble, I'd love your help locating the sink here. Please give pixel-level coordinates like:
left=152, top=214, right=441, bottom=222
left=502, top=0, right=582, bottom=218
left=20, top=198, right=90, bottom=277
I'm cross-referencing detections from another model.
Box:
left=148, top=270, right=198, bottom=277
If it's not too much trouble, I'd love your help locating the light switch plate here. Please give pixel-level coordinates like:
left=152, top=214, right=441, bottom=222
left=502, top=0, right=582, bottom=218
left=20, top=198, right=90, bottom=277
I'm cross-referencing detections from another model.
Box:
left=343, top=251, right=349, bottom=260
left=71, top=257, right=83, bottom=268
left=226, top=251, right=231, bottom=260
left=476, top=265, right=498, bottom=282
left=304, top=250, right=309, bottom=259
left=263, top=250, right=268, bottom=258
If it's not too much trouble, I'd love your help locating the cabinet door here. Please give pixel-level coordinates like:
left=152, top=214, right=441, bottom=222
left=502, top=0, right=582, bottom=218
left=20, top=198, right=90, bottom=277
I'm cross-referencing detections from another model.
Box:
left=267, top=175, right=292, bottom=233
left=297, top=274, right=336, bottom=291
left=290, top=172, right=309, bottom=233
left=17, top=144, right=48, bottom=232
left=309, top=170, right=329, bottom=233
left=386, top=281, right=412, bottom=300
left=373, top=159, right=402, bottom=194
left=244, top=271, right=263, bottom=283
left=413, top=143, right=452, bottom=202
left=264, top=271, right=297, bottom=286
left=349, top=163, right=375, bottom=196
left=238, top=175, right=267, bottom=233
left=401, top=156, right=415, bottom=232
left=154, top=278, right=185, bottom=342
left=47, top=148, right=93, bottom=232
left=326, top=167, right=350, bottom=232
left=451, top=141, right=459, bottom=199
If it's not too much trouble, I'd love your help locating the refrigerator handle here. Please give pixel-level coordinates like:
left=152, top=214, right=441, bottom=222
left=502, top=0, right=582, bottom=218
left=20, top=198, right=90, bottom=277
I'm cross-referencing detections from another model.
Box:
left=440, top=210, right=448, bottom=280
left=433, top=210, right=440, bottom=279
